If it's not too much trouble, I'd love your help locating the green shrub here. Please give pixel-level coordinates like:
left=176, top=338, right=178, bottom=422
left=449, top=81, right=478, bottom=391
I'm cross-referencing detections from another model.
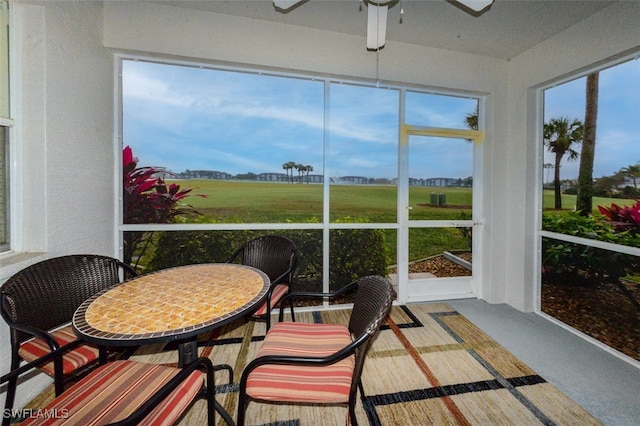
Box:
left=146, top=217, right=389, bottom=291
left=146, top=230, right=250, bottom=272
left=457, top=211, right=472, bottom=250
left=542, top=212, right=639, bottom=284
left=329, top=218, right=389, bottom=290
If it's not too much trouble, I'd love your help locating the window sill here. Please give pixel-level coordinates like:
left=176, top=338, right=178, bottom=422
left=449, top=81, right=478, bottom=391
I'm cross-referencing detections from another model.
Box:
left=0, top=252, right=47, bottom=282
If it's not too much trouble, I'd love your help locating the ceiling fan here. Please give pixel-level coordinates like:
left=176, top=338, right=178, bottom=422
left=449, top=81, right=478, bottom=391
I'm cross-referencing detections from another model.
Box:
left=273, top=0, right=495, bottom=51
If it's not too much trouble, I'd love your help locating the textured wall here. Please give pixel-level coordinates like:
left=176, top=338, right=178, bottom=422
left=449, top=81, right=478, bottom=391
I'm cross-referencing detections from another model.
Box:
left=1, top=0, right=113, bottom=409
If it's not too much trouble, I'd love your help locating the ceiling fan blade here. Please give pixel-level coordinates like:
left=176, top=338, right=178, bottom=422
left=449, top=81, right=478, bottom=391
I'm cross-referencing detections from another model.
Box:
left=455, top=0, right=494, bottom=13
left=273, top=0, right=308, bottom=13
left=366, top=5, right=388, bottom=51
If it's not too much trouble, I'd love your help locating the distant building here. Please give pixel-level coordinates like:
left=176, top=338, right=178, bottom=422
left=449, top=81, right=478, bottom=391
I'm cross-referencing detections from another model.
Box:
left=177, top=170, right=231, bottom=179
left=422, top=177, right=471, bottom=187
left=338, top=176, right=369, bottom=184
left=257, top=172, right=288, bottom=182
left=305, top=174, right=324, bottom=183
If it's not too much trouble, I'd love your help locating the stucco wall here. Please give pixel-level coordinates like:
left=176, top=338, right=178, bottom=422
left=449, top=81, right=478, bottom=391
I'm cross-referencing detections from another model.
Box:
left=1, top=0, right=114, bottom=409
left=505, top=1, right=640, bottom=311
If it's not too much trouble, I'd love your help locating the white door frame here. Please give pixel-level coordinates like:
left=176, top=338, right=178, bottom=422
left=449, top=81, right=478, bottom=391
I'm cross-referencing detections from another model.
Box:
left=396, top=125, right=484, bottom=304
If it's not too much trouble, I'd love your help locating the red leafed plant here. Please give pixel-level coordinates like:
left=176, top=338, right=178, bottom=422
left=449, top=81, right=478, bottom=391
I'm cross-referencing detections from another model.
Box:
left=123, top=145, right=204, bottom=267
left=598, top=201, right=640, bottom=234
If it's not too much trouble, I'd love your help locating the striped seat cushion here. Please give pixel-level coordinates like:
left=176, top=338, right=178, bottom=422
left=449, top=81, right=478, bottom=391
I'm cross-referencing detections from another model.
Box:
left=246, top=322, right=355, bottom=403
left=252, top=283, right=289, bottom=316
left=18, top=325, right=100, bottom=376
left=21, top=360, right=204, bottom=426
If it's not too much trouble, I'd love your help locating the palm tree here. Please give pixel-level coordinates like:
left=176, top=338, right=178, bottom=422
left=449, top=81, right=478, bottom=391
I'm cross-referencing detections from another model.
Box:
left=576, top=72, right=599, bottom=216
left=294, top=163, right=305, bottom=183
left=543, top=117, right=584, bottom=209
left=282, top=161, right=296, bottom=183
left=304, top=165, right=313, bottom=183
left=464, top=109, right=478, bottom=131
left=621, top=164, right=640, bottom=190
left=464, top=107, right=478, bottom=142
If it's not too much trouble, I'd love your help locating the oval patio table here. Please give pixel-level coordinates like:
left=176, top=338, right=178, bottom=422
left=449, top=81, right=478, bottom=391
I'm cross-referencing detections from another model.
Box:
left=73, top=263, right=270, bottom=367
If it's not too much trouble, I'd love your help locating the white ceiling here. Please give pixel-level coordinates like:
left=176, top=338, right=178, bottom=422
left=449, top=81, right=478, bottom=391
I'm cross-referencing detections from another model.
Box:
left=149, top=0, right=617, bottom=59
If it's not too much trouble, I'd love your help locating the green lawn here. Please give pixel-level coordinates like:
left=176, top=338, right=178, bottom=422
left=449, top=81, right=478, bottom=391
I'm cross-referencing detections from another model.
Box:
left=172, top=180, right=633, bottom=261
left=182, top=180, right=472, bottom=223
left=542, top=189, right=634, bottom=213
left=174, top=180, right=473, bottom=261
left=184, top=181, right=633, bottom=218
left=186, top=180, right=324, bottom=222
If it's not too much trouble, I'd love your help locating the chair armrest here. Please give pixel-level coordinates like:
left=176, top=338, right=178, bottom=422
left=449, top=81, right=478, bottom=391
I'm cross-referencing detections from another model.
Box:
left=118, top=261, right=138, bottom=280
left=270, top=251, right=296, bottom=285
left=277, top=280, right=358, bottom=318
left=0, top=295, right=61, bottom=350
left=5, top=321, right=62, bottom=352
left=0, top=341, right=82, bottom=385
left=270, top=269, right=290, bottom=286
left=261, top=260, right=295, bottom=306
left=107, top=357, right=214, bottom=426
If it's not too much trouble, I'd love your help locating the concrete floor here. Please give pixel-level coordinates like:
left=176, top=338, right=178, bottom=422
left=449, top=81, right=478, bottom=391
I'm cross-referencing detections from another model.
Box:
left=447, top=298, right=640, bottom=426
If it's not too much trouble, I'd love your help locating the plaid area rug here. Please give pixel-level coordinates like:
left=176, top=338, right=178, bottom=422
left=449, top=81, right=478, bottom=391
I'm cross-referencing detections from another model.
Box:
left=26, top=303, right=601, bottom=425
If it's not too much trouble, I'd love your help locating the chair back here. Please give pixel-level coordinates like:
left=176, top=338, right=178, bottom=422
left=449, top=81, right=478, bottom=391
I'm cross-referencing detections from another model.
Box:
left=348, top=275, right=394, bottom=392
left=232, top=235, right=297, bottom=284
left=0, top=254, right=137, bottom=345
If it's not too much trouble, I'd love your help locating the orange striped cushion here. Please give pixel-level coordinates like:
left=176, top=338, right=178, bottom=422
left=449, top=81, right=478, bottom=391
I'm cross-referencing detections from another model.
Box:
left=246, top=322, right=355, bottom=403
left=18, top=325, right=100, bottom=376
left=21, top=360, right=204, bottom=426
left=253, top=283, right=289, bottom=316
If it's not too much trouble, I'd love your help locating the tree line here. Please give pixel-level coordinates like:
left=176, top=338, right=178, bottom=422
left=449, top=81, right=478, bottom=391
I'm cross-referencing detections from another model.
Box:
left=560, top=164, right=640, bottom=200
left=282, top=161, right=314, bottom=183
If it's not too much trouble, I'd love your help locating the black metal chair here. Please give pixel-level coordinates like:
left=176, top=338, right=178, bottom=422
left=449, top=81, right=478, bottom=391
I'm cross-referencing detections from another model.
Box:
left=227, top=235, right=297, bottom=330
left=0, top=254, right=137, bottom=425
left=237, top=275, right=394, bottom=426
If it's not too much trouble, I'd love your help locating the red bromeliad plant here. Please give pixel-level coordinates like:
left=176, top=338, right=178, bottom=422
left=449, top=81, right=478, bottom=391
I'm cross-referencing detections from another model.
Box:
left=598, top=201, right=640, bottom=234
left=123, top=146, right=204, bottom=268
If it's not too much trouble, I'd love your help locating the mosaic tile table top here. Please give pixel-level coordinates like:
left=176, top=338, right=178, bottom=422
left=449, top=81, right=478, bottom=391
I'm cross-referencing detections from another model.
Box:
left=73, top=263, right=269, bottom=345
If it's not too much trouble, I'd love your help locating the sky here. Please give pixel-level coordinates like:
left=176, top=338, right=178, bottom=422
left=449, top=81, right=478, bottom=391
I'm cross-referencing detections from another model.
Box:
left=543, top=58, right=640, bottom=181
left=123, top=60, right=477, bottom=181
left=123, top=57, right=639, bottom=182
